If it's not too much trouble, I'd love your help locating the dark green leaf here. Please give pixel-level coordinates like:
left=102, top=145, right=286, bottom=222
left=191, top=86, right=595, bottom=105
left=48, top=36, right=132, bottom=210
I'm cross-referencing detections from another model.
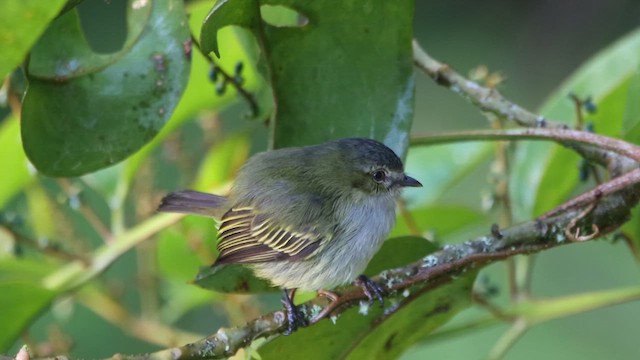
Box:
left=201, top=0, right=415, bottom=155
left=259, top=271, right=476, bottom=359
left=21, top=0, right=190, bottom=176
left=0, top=0, right=67, bottom=79
left=200, top=0, right=260, bottom=59
left=194, top=263, right=275, bottom=293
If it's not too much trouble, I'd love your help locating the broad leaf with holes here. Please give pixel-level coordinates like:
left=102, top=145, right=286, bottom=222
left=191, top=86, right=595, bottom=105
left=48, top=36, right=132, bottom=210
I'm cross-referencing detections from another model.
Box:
left=21, top=0, right=190, bottom=177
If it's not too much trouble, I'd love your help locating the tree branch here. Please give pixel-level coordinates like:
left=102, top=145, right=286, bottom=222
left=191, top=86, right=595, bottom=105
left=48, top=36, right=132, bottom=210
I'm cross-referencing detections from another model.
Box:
left=96, top=171, right=640, bottom=359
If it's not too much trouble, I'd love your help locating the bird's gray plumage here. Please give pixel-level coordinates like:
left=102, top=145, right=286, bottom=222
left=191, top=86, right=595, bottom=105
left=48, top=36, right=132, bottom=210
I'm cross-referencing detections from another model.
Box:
left=158, top=138, right=421, bottom=292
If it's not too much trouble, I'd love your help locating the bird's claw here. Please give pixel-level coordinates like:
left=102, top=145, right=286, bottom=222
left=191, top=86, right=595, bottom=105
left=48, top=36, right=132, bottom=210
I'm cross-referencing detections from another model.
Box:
left=281, top=289, right=308, bottom=335
left=356, top=274, right=384, bottom=306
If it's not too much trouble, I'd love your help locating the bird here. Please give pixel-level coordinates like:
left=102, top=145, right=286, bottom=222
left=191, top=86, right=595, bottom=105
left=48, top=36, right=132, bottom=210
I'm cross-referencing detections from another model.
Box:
left=158, top=138, right=422, bottom=334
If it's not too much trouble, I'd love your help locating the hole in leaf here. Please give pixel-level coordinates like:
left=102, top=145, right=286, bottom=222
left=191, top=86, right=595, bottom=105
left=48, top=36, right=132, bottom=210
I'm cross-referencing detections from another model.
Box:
left=77, top=0, right=127, bottom=53
left=260, top=5, right=309, bottom=27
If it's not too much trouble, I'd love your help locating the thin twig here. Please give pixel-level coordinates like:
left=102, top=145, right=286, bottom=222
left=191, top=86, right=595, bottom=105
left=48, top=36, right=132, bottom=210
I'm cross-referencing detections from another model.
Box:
left=190, top=33, right=259, bottom=117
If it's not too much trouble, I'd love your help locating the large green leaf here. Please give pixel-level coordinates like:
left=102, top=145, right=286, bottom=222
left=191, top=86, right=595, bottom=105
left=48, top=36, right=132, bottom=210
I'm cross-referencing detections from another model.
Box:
left=21, top=0, right=190, bottom=176
left=201, top=0, right=415, bottom=155
left=258, top=271, right=476, bottom=359
left=0, top=116, right=31, bottom=208
left=0, top=0, right=67, bottom=80
left=511, top=27, right=640, bottom=221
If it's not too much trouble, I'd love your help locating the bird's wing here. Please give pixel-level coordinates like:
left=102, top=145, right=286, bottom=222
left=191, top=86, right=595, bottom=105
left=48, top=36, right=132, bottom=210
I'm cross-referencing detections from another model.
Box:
left=214, top=206, right=330, bottom=265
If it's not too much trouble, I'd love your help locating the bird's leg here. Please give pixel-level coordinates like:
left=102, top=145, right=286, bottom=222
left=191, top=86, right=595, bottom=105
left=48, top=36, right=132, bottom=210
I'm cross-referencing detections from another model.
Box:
left=281, top=288, right=308, bottom=335
left=355, top=274, right=384, bottom=306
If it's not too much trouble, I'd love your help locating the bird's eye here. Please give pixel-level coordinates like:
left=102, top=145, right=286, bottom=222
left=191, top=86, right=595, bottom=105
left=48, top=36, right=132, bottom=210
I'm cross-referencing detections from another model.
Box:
left=372, top=170, right=387, bottom=183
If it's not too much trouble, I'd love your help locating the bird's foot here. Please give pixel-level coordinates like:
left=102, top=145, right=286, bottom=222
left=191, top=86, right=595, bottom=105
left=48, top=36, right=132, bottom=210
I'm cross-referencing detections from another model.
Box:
left=317, top=289, right=340, bottom=302
left=355, top=274, right=384, bottom=306
left=281, top=289, right=308, bottom=335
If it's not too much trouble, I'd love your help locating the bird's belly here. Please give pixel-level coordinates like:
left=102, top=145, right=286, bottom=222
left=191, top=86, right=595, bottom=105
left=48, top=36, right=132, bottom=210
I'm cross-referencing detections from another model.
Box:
left=251, top=198, right=395, bottom=291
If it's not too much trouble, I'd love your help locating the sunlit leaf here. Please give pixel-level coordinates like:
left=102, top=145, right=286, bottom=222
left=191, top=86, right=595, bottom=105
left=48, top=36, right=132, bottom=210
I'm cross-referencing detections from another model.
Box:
left=194, top=133, right=250, bottom=191
left=0, top=116, right=31, bottom=208
left=0, top=0, right=67, bottom=79
left=390, top=205, right=487, bottom=239
left=21, top=0, right=191, bottom=176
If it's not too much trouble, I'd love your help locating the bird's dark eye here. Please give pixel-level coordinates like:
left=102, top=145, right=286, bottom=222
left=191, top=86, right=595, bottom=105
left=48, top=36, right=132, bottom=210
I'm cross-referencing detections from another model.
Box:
left=372, top=169, right=386, bottom=183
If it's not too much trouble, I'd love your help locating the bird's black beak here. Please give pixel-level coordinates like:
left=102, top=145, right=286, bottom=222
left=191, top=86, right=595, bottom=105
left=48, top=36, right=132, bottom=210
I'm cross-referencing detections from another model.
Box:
left=400, top=175, right=422, bottom=188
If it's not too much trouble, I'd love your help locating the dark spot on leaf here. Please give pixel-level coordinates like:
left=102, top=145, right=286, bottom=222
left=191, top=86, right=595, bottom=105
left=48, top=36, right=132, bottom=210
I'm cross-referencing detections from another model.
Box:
left=123, top=72, right=129, bottom=77
left=364, top=27, right=370, bottom=34
left=139, top=74, right=146, bottom=79
left=183, top=38, right=192, bottom=60
left=236, top=279, right=250, bottom=292
left=384, top=332, right=397, bottom=351
left=139, top=100, right=150, bottom=109
left=425, top=304, right=451, bottom=317
left=152, top=53, right=167, bottom=72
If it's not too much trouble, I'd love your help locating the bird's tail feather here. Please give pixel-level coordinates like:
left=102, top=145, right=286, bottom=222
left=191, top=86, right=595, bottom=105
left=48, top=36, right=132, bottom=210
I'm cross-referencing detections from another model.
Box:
left=158, top=190, right=227, bottom=218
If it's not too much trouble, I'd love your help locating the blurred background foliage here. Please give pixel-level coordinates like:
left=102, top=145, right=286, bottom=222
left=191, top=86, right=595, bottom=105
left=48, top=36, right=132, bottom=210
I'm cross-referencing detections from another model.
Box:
left=1, top=0, right=640, bottom=359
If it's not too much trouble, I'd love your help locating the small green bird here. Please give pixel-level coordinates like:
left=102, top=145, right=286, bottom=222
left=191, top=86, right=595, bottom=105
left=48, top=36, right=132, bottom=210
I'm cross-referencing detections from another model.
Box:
left=158, top=138, right=422, bottom=333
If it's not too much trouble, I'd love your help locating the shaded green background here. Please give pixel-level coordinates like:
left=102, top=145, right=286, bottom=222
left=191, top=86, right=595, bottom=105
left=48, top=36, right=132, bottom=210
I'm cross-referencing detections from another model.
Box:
left=4, top=0, right=640, bottom=359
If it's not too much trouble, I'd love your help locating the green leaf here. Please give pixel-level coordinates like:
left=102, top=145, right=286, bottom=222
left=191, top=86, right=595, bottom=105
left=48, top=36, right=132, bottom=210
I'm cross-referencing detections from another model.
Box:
left=0, top=0, right=67, bottom=80
left=512, top=28, right=640, bottom=221
left=21, top=0, right=191, bottom=176
left=157, top=229, right=203, bottom=281
left=0, top=258, right=58, bottom=352
left=621, top=70, right=640, bottom=143
left=404, top=142, right=492, bottom=207
left=364, top=236, right=438, bottom=276
left=194, top=263, right=275, bottom=294
left=0, top=116, right=31, bottom=208
left=200, top=0, right=260, bottom=59
left=622, top=205, right=640, bottom=261
left=0, top=282, right=56, bottom=351
left=259, top=272, right=476, bottom=359
left=201, top=0, right=415, bottom=155
left=389, top=205, right=487, bottom=239
left=193, top=133, right=251, bottom=191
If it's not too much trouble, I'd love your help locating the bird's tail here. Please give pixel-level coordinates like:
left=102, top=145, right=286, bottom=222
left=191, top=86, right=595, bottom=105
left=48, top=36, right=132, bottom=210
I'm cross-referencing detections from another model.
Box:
left=158, top=190, right=228, bottom=218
